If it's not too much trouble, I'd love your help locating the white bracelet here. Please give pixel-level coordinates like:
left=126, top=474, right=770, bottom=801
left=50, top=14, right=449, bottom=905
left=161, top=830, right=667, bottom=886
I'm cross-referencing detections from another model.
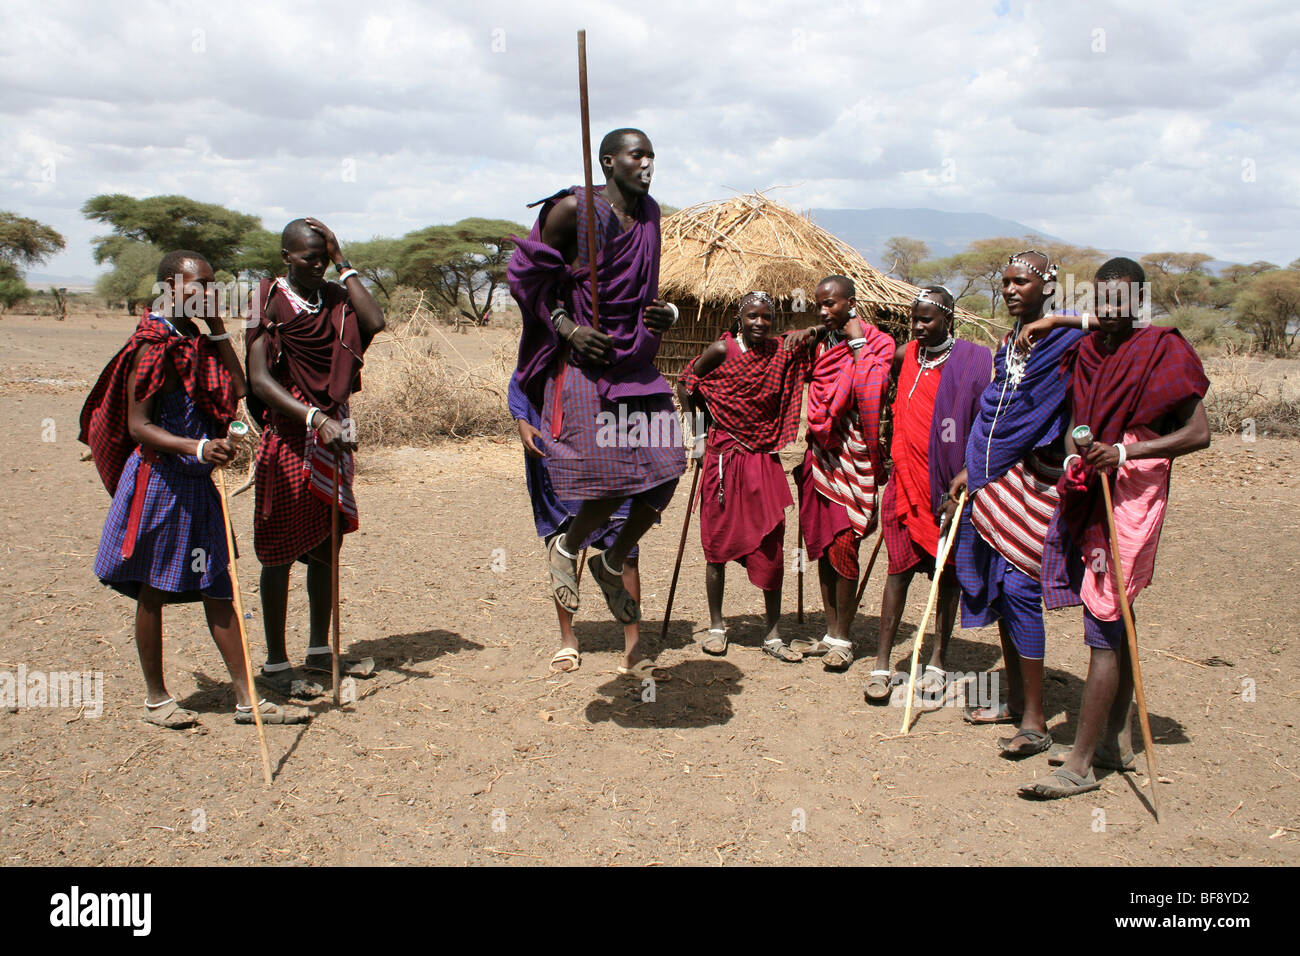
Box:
left=338, top=268, right=359, bottom=284
left=1063, top=454, right=1081, bottom=471
left=306, top=406, right=320, bottom=429
left=848, top=337, right=866, bottom=349
left=1080, top=313, right=1091, bottom=332
left=1116, top=443, right=1127, bottom=468
left=205, top=331, right=231, bottom=342
left=195, top=438, right=209, bottom=463
left=666, top=302, right=679, bottom=325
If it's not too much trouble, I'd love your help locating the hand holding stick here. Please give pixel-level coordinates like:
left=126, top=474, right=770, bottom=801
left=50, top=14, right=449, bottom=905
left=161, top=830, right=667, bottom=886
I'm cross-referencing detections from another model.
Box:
left=216, top=421, right=273, bottom=785
left=1074, top=425, right=1159, bottom=821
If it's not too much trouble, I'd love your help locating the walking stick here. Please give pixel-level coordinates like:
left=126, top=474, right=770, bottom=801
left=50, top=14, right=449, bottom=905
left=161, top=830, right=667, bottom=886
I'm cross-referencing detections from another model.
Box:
left=331, top=452, right=341, bottom=707
left=797, top=521, right=804, bottom=624
left=577, top=30, right=600, bottom=334
left=660, top=462, right=701, bottom=641
left=900, top=491, right=967, bottom=734
left=853, top=529, right=886, bottom=610
left=215, top=421, right=273, bottom=786
left=1074, top=426, right=1160, bottom=821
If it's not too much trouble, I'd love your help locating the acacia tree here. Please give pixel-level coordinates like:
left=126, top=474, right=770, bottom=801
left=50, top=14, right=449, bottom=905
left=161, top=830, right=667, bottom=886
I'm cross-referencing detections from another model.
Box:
left=0, top=212, right=66, bottom=313
left=395, top=218, right=526, bottom=323
left=1139, top=252, right=1215, bottom=313
left=343, top=237, right=404, bottom=302
left=82, top=194, right=261, bottom=273
left=883, top=236, right=930, bottom=286
left=1234, top=270, right=1300, bottom=355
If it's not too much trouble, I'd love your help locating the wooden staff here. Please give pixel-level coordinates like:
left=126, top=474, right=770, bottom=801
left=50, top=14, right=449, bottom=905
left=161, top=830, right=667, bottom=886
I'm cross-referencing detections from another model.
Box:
left=796, top=521, right=804, bottom=624
left=215, top=421, right=272, bottom=786
left=577, top=30, right=600, bottom=333
left=1074, top=425, right=1160, bottom=821
left=853, top=529, right=886, bottom=610
left=331, top=453, right=342, bottom=707
left=660, top=462, right=701, bottom=641
left=900, top=490, right=967, bottom=734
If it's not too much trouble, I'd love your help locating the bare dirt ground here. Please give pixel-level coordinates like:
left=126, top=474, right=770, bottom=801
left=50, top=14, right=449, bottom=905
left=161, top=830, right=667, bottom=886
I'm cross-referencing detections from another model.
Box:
left=1, top=309, right=1297, bottom=866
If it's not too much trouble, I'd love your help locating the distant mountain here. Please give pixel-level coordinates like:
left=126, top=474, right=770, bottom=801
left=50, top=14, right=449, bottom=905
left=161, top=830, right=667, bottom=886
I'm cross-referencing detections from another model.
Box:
left=25, top=271, right=98, bottom=292
left=808, top=208, right=1064, bottom=271
left=805, top=207, right=1238, bottom=277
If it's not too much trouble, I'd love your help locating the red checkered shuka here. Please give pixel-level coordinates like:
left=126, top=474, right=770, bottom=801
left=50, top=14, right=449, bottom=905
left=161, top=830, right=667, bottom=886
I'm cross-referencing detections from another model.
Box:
left=80, top=313, right=236, bottom=495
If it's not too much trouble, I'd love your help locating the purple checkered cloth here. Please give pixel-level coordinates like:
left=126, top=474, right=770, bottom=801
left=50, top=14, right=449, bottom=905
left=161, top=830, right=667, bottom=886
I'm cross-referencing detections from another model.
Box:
left=94, top=388, right=232, bottom=603
left=539, top=362, right=684, bottom=509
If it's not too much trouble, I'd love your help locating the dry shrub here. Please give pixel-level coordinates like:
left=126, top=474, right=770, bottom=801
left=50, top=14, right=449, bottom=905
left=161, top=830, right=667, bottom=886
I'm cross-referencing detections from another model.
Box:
left=352, top=291, right=512, bottom=444
left=1204, top=351, right=1300, bottom=437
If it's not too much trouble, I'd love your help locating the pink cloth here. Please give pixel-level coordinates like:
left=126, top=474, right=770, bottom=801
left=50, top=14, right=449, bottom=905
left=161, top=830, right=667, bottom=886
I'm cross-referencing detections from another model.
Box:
left=1078, top=426, right=1170, bottom=621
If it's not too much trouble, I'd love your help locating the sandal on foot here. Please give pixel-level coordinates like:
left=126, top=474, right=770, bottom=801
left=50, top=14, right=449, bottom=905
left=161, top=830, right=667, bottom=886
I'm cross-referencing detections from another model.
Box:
left=1047, top=741, right=1137, bottom=772
left=864, top=669, right=893, bottom=703
left=256, top=668, right=324, bottom=700
left=823, top=642, right=854, bottom=672
left=962, top=701, right=1021, bottom=725
left=588, top=550, right=639, bottom=624
left=700, top=628, right=728, bottom=655
left=761, top=638, right=802, bottom=663
left=618, top=658, right=672, bottom=682
left=549, top=647, right=581, bottom=674
left=303, top=654, right=375, bottom=678
left=142, top=698, right=198, bottom=729
left=1019, top=766, right=1100, bottom=800
left=789, top=636, right=831, bottom=656
left=998, top=727, right=1053, bottom=759
left=916, top=665, right=949, bottom=706
left=547, top=536, right=580, bottom=614
left=236, top=699, right=311, bottom=725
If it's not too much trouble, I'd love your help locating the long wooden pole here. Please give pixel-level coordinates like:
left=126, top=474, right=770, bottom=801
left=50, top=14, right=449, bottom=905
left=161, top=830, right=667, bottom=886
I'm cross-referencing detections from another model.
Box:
left=577, top=30, right=600, bottom=334
left=900, top=491, right=967, bottom=734
left=331, top=454, right=341, bottom=707
left=214, top=466, right=273, bottom=786
left=1075, top=427, right=1159, bottom=820
left=1099, top=475, right=1160, bottom=821
left=796, top=521, right=804, bottom=624
left=660, top=463, right=701, bottom=642
left=853, top=529, right=886, bottom=610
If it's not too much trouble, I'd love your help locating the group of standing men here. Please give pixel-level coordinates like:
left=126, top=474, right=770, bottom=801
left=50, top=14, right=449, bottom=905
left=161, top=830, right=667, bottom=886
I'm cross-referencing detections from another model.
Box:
left=78, top=124, right=1212, bottom=803
left=506, top=128, right=1212, bottom=800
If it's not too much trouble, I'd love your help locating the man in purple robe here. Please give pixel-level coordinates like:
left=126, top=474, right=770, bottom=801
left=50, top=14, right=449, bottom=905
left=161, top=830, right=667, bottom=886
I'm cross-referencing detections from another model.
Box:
left=508, top=128, right=685, bottom=648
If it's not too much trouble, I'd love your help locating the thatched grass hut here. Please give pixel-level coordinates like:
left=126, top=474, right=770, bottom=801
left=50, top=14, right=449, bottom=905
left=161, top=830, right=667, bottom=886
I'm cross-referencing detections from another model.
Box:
left=656, top=192, right=985, bottom=378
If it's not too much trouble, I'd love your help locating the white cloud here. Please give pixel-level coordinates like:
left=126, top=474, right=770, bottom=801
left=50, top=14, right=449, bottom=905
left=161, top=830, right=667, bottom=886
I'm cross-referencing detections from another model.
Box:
left=1, top=0, right=1296, bottom=278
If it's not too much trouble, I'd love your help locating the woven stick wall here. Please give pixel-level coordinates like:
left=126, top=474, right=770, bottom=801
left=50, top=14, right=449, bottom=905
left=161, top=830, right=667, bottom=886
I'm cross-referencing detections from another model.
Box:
left=655, top=192, right=983, bottom=379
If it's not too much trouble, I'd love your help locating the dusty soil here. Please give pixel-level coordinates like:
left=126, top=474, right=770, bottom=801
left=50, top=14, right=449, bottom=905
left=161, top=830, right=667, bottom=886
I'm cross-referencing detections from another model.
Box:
left=1, top=309, right=1297, bottom=866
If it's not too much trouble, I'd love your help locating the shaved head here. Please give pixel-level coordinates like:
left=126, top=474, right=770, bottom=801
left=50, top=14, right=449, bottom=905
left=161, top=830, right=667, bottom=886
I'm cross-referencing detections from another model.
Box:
left=599, top=128, right=647, bottom=163
left=281, top=218, right=320, bottom=251
left=156, top=249, right=209, bottom=283
left=818, top=274, right=855, bottom=299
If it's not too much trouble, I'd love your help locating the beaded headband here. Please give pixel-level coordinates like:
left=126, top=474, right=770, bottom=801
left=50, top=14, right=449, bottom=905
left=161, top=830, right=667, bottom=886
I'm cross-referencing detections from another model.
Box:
left=913, top=290, right=954, bottom=316
left=737, top=290, right=775, bottom=315
left=1007, top=251, right=1058, bottom=284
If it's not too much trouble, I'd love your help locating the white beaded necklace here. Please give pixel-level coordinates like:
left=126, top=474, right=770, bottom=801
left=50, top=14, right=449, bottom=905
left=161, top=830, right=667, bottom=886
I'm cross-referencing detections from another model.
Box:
left=276, top=276, right=322, bottom=314
left=907, top=337, right=954, bottom=399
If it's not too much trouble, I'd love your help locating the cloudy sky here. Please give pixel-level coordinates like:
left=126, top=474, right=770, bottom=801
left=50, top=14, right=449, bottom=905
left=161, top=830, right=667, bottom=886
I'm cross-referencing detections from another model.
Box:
left=3, top=0, right=1298, bottom=278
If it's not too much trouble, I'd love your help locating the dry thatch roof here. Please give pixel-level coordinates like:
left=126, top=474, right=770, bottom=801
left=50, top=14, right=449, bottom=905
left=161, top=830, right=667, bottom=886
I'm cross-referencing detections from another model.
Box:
left=658, top=191, right=984, bottom=332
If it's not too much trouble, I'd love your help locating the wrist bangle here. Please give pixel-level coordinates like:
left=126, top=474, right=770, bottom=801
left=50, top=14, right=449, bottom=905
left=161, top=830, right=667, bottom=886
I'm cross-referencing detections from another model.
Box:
left=848, top=337, right=866, bottom=349
left=1063, top=454, right=1081, bottom=470
left=306, top=406, right=320, bottom=430
left=205, top=331, right=231, bottom=342
left=1115, top=443, right=1127, bottom=467
left=549, top=306, right=570, bottom=331
left=338, top=268, right=359, bottom=284
left=195, top=438, right=209, bottom=463
left=1080, top=313, right=1091, bottom=332
left=666, top=302, right=680, bottom=325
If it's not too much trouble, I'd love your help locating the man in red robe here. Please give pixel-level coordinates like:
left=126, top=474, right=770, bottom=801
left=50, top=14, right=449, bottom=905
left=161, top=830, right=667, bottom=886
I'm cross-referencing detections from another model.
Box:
left=246, top=218, right=386, bottom=694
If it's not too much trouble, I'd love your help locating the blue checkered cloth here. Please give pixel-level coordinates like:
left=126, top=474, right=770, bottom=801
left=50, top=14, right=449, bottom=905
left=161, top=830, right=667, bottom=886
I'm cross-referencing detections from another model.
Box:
left=94, top=389, right=232, bottom=603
